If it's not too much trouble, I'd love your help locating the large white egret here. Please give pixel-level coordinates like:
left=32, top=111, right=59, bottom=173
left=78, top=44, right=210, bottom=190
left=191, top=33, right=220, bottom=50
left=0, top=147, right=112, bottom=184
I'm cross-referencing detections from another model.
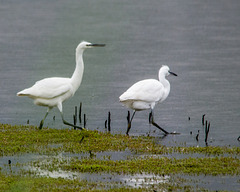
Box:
left=17, top=41, right=105, bottom=129
left=119, top=65, right=177, bottom=135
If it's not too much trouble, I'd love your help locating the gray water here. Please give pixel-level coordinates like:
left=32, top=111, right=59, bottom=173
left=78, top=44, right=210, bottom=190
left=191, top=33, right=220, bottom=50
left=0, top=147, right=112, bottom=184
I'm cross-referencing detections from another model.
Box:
left=1, top=0, right=240, bottom=148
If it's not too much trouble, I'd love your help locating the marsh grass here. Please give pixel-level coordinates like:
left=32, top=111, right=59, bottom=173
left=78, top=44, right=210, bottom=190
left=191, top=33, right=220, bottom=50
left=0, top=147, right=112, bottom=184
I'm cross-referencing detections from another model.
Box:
left=1, top=124, right=239, bottom=156
left=0, top=123, right=239, bottom=191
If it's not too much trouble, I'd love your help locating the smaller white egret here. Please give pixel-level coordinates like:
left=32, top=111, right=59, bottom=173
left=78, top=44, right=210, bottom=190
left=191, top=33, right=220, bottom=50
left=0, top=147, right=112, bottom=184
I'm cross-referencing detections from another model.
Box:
left=17, top=41, right=105, bottom=129
left=119, top=65, right=177, bottom=135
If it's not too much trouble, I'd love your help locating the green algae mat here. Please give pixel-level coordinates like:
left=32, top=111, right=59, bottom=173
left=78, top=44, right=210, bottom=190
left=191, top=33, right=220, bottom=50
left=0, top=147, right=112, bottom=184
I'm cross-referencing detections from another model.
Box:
left=0, top=124, right=239, bottom=191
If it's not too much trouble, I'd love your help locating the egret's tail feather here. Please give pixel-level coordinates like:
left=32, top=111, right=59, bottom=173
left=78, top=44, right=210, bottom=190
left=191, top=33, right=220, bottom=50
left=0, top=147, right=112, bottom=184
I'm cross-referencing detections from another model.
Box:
left=17, top=91, right=25, bottom=96
left=17, top=89, right=31, bottom=97
left=17, top=93, right=29, bottom=96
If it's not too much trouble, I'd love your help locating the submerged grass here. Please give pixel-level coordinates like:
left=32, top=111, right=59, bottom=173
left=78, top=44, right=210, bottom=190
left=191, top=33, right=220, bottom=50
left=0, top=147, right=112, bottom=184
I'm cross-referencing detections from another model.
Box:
left=66, top=156, right=240, bottom=176
left=0, top=123, right=239, bottom=191
left=30, top=155, right=239, bottom=176
left=0, top=172, right=154, bottom=192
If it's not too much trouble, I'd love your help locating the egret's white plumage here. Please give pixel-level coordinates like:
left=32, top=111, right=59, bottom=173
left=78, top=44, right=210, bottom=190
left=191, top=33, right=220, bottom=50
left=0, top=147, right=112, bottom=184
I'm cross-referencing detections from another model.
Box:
left=119, top=65, right=177, bottom=135
left=17, top=41, right=105, bottom=129
left=18, top=77, right=73, bottom=103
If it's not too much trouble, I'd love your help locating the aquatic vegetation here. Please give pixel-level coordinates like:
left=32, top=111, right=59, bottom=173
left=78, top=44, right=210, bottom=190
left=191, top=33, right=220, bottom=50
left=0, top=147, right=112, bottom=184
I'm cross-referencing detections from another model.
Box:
left=0, top=124, right=239, bottom=156
left=0, top=172, right=148, bottom=192
left=0, top=123, right=239, bottom=191
left=30, top=155, right=239, bottom=176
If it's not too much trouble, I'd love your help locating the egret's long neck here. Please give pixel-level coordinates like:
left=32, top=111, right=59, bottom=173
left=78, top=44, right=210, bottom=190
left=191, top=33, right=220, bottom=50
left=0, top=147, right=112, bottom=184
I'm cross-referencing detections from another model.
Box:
left=159, top=73, right=170, bottom=101
left=71, top=49, right=84, bottom=93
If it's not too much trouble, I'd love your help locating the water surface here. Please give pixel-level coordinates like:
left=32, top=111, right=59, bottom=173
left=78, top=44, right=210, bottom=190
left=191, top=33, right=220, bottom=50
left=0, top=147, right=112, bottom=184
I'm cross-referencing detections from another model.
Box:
left=0, top=0, right=240, bottom=148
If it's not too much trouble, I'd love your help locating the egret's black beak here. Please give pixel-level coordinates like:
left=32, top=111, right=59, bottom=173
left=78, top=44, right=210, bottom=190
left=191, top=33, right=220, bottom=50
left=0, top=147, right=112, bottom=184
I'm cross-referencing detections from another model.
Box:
left=169, top=71, right=177, bottom=76
left=87, top=44, right=106, bottom=47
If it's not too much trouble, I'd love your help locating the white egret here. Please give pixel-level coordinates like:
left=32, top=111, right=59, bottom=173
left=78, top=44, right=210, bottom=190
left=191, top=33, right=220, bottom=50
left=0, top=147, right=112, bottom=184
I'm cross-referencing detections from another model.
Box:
left=17, top=41, right=105, bottom=129
left=119, top=65, right=177, bottom=135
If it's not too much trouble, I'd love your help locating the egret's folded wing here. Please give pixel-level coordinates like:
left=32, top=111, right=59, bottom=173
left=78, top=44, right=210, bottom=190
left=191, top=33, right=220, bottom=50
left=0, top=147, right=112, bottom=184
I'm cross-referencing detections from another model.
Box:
left=119, top=79, right=164, bottom=103
left=17, top=77, right=72, bottom=99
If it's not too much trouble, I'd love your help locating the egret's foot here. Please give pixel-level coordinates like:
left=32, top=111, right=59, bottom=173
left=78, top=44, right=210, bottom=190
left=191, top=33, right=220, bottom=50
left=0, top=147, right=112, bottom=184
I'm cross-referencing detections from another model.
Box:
left=39, top=120, right=44, bottom=130
left=126, top=123, right=131, bottom=136
left=63, top=120, right=84, bottom=130
left=148, top=111, right=169, bottom=135
left=151, top=121, right=169, bottom=135
left=169, top=131, right=180, bottom=135
left=126, top=111, right=135, bottom=136
left=38, top=111, right=49, bottom=130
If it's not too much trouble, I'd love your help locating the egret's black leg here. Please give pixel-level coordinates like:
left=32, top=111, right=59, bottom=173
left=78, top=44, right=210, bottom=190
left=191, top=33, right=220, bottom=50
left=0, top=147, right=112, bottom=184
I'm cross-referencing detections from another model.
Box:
left=151, top=121, right=169, bottom=135
left=39, top=111, right=49, bottom=129
left=126, top=110, right=136, bottom=136
left=149, top=111, right=152, bottom=124
left=150, top=110, right=169, bottom=135
left=61, top=113, right=84, bottom=130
